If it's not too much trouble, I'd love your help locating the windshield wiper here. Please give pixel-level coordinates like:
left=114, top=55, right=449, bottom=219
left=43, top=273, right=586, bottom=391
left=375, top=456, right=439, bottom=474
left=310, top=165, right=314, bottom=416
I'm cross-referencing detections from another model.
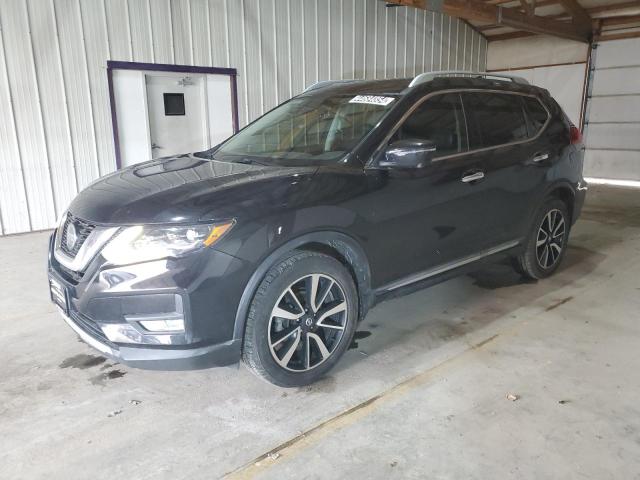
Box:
left=231, top=157, right=269, bottom=166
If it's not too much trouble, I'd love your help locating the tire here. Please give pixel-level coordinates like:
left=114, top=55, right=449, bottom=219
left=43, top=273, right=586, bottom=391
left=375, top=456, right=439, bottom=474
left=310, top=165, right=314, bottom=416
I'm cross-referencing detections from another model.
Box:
left=515, top=197, right=570, bottom=280
left=242, top=250, right=358, bottom=387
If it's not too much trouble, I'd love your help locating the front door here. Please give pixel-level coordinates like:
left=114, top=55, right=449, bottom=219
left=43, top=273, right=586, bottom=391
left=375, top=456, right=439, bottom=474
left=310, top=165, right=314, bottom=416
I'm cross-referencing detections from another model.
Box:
left=146, top=74, right=207, bottom=158
left=363, top=93, right=494, bottom=288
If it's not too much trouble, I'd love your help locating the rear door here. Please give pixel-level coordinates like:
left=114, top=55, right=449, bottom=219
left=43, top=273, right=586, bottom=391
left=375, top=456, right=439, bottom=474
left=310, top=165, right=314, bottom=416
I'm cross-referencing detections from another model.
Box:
left=460, top=91, right=550, bottom=245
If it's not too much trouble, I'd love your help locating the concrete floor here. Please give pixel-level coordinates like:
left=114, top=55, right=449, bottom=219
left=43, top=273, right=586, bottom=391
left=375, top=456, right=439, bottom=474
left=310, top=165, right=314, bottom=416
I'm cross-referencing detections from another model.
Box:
left=1, top=185, right=639, bottom=479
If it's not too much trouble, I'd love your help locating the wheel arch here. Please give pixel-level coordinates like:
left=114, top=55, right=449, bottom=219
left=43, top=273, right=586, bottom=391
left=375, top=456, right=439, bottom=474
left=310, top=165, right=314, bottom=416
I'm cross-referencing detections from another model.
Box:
left=544, top=181, right=576, bottom=223
left=232, top=231, right=373, bottom=342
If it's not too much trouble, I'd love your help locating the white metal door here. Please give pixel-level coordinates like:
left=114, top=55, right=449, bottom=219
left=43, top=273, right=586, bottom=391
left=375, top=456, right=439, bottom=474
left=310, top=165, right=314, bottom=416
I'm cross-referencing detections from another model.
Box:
left=584, top=38, right=640, bottom=182
left=146, top=74, right=207, bottom=158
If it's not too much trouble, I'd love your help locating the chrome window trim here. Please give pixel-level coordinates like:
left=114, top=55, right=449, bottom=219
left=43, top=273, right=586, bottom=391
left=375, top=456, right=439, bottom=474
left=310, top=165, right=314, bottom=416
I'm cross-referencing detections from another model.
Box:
left=54, top=223, right=119, bottom=272
left=367, top=88, right=551, bottom=168
left=379, top=239, right=521, bottom=292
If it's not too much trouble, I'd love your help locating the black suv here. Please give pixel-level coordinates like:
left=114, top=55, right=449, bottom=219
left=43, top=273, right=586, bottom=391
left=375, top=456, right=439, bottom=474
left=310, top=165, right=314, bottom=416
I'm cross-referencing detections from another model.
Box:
left=48, top=71, right=586, bottom=386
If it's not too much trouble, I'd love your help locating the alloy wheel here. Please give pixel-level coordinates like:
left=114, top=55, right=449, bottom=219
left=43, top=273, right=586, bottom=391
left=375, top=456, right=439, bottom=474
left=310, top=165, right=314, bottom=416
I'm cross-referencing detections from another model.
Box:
left=536, top=208, right=565, bottom=269
left=268, top=273, right=348, bottom=372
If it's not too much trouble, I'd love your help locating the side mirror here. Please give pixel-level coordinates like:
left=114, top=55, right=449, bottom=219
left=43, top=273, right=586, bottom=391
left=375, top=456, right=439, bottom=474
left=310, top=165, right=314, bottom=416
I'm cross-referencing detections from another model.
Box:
left=378, top=139, right=437, bottom=169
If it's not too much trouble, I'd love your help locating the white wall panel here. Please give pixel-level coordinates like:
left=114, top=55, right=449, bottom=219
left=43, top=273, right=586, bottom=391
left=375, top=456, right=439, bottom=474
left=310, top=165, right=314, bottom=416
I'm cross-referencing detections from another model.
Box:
left=171, top=0, right=192, bottom=65
left=150, top=0, right=175, bottom=64
left=342, top=0, right=355, bottom=79
left=55, top=0, right=100, bottom=190
left=487, top=36, right=588, bottom=71
left=592, top=67, right=640, bottom=96
left=0, top=0, right=486, bottom=234
left=595, top=38, right=640, bottom=68
left=491, top=64, right=586, bottom=125
left=105, top=0, right=132, bottom=60
left=209, top=0, right=229, bottom=67
left=0, top=0, right=56, bottom=230
left=260, top=0, right=277, bottom=111
left=588, top=96, right=640, bottom=123
left=441, top=15, right=450, bottom=70
left=128, top=0, right=154, bottom=61
left=191, top=0, right=211, bottom=66
left=353, top=0, right=365, bottom=78
left=81, top=0, right=115, bottom=179
left=0, top=5, right=30, bottom=234
left=244, top=0, right=264, bottom=119
left=432, top=13, right=442, bottom=70
left=274, top=0, right=291, bottom=103
left=584, top=38, right=640, bottom=181
left=587, top=124, right=640, bottom=150
left=27, top=0, right=77, bottom=220
left=373, top=1, right=386, bottom=79
left=585, top=150, right=640, bottom=181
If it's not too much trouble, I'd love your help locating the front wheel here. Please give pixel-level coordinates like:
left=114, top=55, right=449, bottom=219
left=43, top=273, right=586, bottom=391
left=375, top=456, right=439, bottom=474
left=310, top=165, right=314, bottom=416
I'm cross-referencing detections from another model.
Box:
left=242, top=251, right=358, bottom=387
left=514, top=197, right=570, bottom=280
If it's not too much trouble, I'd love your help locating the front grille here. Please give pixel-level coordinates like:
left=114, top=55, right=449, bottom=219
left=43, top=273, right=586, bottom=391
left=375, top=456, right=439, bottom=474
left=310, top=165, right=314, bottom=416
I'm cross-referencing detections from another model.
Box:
left=58, top=263, right=84, bottom=284
left=60, top=213, right=96, bottom=258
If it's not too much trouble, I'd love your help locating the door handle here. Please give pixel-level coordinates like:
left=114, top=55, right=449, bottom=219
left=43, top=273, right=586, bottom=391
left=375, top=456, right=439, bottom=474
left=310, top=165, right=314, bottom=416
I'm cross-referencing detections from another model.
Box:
left=461, top=171, right=485, bottom=183
left=151, top=143, right=163, bottom=149
left=532, top=152, right=549, bottom=163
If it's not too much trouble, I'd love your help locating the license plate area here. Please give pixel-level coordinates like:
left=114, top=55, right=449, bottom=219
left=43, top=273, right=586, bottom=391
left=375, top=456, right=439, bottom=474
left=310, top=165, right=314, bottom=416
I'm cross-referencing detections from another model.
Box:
left=49, top=276, right=68, bottom=313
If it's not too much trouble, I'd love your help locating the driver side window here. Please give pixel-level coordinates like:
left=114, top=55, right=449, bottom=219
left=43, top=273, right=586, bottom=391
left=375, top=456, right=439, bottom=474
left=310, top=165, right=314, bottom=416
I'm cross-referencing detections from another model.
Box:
left=392, top=93, right=466, bottom=158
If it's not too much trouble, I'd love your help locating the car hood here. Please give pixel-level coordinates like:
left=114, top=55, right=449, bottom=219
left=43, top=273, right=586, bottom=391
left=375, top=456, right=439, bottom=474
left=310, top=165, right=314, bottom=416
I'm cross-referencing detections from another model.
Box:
left=68, top=155, right=318, bottom=225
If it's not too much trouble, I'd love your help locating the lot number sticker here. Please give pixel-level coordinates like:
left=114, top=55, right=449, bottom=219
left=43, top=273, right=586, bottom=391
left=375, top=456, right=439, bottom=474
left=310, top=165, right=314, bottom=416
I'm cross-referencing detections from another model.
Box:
left=349, top=95, right=395, bottom=106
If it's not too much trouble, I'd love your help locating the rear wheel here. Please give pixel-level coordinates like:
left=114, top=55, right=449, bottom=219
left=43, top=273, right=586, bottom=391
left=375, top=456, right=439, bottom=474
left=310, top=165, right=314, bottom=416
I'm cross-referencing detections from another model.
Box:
left=515, top=197, right=569, bottom=280
left=242, top=251, right=358, bottom=387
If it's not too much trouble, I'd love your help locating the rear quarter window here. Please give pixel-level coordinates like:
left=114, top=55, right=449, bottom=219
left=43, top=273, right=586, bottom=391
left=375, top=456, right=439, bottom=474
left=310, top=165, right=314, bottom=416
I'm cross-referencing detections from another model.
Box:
left=462, top=92, right=529, bottom=149
left=522, top=96, right=549, bottom=137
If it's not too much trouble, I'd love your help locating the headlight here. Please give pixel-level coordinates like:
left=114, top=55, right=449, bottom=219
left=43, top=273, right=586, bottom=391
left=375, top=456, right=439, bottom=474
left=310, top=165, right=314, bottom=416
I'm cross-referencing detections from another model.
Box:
left=101, top=220, right=235, bottom=264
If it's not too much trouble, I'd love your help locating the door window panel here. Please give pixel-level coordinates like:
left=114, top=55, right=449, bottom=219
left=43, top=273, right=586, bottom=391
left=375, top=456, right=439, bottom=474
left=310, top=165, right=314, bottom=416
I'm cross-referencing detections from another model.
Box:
left=394, top=93, right=465, bottom=158
left=522, top=96, right=549, bottom=137
left=462, top=93, right=529, bottom=149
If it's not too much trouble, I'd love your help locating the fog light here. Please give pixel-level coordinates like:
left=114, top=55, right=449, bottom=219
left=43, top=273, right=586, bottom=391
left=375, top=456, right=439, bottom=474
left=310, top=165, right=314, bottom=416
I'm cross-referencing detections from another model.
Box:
left=138, top=318, right=185, bottom=332
left=101, top=323, right=145, bottom=344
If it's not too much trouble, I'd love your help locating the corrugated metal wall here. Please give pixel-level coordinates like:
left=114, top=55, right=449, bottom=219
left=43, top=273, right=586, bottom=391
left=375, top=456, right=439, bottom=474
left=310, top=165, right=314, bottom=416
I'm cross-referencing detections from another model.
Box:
left=0, top=0, right=487, bottom=235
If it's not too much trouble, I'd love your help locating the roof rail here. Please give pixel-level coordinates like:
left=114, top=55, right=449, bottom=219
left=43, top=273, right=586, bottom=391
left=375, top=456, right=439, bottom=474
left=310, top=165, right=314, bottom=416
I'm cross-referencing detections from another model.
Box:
left=409, top=71, right=529, bottom=88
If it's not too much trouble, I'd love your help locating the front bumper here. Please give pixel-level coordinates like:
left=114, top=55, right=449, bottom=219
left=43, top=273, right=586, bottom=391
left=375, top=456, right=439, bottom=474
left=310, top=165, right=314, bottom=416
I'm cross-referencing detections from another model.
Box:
left=48, top=232, right=252, bottom=370
left=59, top=307, right=240, bottom=370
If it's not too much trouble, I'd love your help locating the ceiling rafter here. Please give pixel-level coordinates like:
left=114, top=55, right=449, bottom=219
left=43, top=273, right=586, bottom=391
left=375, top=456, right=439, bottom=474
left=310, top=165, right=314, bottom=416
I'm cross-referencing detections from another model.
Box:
left=518, top=0, right=535, bottom=15
left=385, top=0, right=591, bottom=42
left=557, top=0, right=592, bottom=33
left=480, top=0, right=640, bottom=36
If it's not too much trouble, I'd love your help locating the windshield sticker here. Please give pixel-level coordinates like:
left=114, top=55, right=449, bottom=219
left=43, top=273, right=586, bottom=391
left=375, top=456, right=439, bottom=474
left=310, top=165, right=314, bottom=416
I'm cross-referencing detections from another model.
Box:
left=349, top=95, right=395, bottom=106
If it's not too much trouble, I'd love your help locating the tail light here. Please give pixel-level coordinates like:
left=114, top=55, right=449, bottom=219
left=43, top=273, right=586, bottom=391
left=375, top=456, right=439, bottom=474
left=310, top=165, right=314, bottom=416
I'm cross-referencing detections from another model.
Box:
left=570, top=125, right=583, bottom=145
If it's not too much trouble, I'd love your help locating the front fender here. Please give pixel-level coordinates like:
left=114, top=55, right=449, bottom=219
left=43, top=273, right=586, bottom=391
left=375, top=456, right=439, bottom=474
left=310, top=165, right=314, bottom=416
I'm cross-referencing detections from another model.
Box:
left=229, top=230, right=372, bottom=342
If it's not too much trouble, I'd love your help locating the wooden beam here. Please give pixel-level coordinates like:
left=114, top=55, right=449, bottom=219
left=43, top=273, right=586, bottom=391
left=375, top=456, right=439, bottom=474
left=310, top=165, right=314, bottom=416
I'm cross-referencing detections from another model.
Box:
left=557, top=0, right=592, bottom=33
left=487, top=31, right=536, bottom=41
left=595, top=30, right=640, bottom=41
left=482, top=0, right=639, bottom=33
left=602, top=14, right=640, bottom=26
left=518, top=0, right=534, bottom=15
left=385, top=0, right=590, bottom=42
left=587, top=0, right=640, bottom=15
left=486, top=0, right=557, bottom=7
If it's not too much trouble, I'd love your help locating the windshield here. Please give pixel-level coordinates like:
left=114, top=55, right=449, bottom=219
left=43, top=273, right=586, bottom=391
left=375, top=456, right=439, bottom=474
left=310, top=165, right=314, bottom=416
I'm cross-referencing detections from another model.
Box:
left=198, top=93, right=397, bottom=165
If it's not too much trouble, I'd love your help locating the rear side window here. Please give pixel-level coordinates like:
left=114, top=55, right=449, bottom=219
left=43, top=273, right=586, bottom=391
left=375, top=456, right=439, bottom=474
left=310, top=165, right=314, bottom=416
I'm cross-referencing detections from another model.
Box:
left=462, top=92, right=529, bottom=149
left=522, top=96, right=549, bottom=137
left=394, top=93, right=465, bottom=158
